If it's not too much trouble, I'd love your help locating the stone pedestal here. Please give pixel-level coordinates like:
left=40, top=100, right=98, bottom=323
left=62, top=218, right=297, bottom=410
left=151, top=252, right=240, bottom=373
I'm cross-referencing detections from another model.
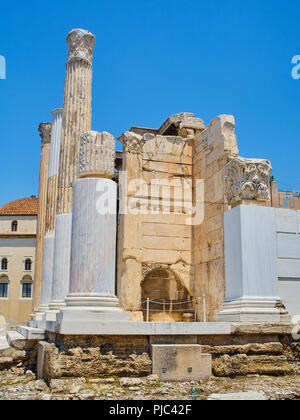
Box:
left=151, top=344, right=212, bottom=382
left=216, top=205, right=283, bottom=322
left=217, top=157, right=288, bottom=322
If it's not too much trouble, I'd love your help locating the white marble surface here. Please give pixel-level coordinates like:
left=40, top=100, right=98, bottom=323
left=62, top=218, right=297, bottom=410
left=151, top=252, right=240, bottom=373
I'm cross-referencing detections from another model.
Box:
left=217, top=205, right=281, bottom=322
left=275, top=208, right=298, bottom=234
left=48, top=109, right=63, bottom=178
left=225, top=205, right=279, bottom=299
left=39, top=234, right=55, bottom=309
left=68, top=178, right=117, bottom=297
left=49, top=214, right=72, bottom=309
left=279, top=278, right=300, bottom=316
left=46, top=320, right=232, bottom=336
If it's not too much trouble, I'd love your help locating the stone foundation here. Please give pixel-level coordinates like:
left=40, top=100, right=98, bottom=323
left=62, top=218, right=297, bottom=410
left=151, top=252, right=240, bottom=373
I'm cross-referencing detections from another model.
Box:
left=2, top=323, right=300, bottom=381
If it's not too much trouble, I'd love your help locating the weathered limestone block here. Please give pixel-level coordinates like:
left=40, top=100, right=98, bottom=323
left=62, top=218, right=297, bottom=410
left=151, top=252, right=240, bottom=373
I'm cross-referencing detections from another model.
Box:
left=213, top=354, right=300, bottom=377
left=192, top=115, right=239, bottom=321
left=151, top=344, right=212, bottom=381
left=225, top=157, right=272, bottom=206
left=202, top=342, right=284, bottom=356
left=78, top=131, right=115, bottom=178
left=43, top=343, right=152, bottom=379
left=159, top=112, right=205, bottom=137
left=119, top=131, right=145, bottom=154
left=0, top=357, right=13, bottom=369
left=142, top=135, right=192, bottom=163
left=49, top=377, right=86, bottom=393
left=178, top=117, right=205, bottom=138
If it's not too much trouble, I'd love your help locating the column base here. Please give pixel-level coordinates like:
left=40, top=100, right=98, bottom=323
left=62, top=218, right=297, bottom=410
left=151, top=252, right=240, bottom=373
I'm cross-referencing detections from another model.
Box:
left=216, top=297, right=289, bottom=322
left=47, top=294, right=130, bottom=334
left=64, top=293, right=124, bottom=313
left=48, top=300, right=66, bottom=311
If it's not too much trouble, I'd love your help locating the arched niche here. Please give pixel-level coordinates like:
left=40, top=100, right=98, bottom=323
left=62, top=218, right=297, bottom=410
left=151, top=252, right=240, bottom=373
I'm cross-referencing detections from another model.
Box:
left=141, top=266, right=194, bottom=322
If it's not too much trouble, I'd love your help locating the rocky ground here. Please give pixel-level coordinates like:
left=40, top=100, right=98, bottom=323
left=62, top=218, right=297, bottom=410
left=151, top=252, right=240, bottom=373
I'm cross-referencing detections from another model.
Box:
left=0, top=368, right=300, bottom=400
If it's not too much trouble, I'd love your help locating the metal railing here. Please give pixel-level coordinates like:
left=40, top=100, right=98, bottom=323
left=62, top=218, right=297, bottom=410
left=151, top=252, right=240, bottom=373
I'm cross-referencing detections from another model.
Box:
left=141, top=295, right=207, bottom=322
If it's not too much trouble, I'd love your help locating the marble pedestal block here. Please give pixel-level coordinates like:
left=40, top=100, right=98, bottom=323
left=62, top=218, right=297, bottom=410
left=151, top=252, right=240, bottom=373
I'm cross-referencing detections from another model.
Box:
left=49, top=214, right=72, bottom=310
left=216, top=205, right=285, bottom=322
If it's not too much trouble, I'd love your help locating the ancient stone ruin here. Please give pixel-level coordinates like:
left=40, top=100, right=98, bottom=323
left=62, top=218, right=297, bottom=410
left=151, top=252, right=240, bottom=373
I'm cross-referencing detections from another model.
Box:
left=1, top=28, right=300, bottom=385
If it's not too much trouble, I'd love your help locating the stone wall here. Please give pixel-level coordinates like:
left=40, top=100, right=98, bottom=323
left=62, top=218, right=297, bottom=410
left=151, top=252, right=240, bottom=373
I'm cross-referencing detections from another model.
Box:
left=192, top=115, right=238, bottom=321
left=41, top=334, right=152, bottom=380
left=276, top=208, right=300, bottom=315
left=117, top=131, right=194, bottom=321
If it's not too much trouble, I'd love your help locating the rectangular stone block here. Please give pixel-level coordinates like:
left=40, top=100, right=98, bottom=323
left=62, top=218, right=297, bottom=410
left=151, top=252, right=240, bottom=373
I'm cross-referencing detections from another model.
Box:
left=143, top=223, right=191, bottom=238
left=151, top=344, right=212, bottom=382
left=143, top=235, right=192, bottom=251
left=277, top=233, right=300, bottom=259
left=275, top=208, right=297, bottom=234
left=37, top=341, right=49, bottom=379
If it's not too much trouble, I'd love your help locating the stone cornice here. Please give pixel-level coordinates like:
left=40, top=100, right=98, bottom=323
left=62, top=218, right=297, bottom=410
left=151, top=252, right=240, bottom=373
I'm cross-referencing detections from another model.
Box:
left=119, top=131, right=145, bottom=154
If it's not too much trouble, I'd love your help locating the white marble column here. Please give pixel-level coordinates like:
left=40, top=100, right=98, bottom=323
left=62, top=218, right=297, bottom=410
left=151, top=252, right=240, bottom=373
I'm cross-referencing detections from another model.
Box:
left=39, top=109, right=63, bottom=313
left=59, top=131, right=129, bottom=330
left=33, top=123, right=51, bottom=312
left=49, top=29, right=95, bottom=310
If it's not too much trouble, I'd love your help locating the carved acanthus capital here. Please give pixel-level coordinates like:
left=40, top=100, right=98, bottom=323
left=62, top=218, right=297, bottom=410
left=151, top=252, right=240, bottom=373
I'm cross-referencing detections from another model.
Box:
left=225, top=157, right=272, bottom=206
left=119, top=131, right=145, bottom=154
left=38, top=123, right=52, bottom=146
left=67, top=28, right=95, bottom=66
left=77, top=131, right=115, bottom=179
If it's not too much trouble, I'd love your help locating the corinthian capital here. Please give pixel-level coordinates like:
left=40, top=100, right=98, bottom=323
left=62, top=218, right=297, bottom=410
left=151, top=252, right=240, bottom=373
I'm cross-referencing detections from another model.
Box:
left=38, top=123, right=52, bottom=146
left=66, top=28, right=95, bottom=65
left=77, top=131, right=115, bottom=179
left=225, top=157, right=272, bottom=206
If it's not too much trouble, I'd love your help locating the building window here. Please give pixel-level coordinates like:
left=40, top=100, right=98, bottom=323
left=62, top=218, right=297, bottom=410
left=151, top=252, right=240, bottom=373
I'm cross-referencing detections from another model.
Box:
left=22, top=282, right=32, bottom=298
left=25, top=259, right=32, bottom=271
left=1, top=258, right=8, bottom=271
left=0, top=277, right=8, bottom=298
left=12, top=221, right=18, bottom=232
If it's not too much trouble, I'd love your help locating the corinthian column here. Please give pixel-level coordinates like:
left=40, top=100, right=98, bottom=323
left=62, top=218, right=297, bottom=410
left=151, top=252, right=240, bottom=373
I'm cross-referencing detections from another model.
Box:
left=33, top=123, right=51, bottom=312
left=39, top=109, right=63, bottom=314
left=59, top=132, right=129, bottom=333
left=50, top=29, right=95, bottom=310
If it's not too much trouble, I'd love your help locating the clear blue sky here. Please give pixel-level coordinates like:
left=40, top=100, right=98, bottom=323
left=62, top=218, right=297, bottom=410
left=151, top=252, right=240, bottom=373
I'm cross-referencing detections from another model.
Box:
left=0, top=0, right=299, bottom=207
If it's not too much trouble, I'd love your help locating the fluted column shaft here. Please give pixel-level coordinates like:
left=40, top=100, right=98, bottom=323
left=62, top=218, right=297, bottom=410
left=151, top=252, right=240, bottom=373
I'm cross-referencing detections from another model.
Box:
left=39, top=109, right=63, bottom=310
left=50, top=29, right=95, bottom=310
left=33, top=123, right=51, bottom=312
left=56, top=30, right=95, bottom=215
left=64, top=131, right=123, bottom=314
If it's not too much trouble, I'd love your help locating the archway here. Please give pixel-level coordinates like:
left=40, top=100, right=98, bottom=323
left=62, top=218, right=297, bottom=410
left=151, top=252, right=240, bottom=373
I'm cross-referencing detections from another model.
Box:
left=141, top=267, right=194, bottom=322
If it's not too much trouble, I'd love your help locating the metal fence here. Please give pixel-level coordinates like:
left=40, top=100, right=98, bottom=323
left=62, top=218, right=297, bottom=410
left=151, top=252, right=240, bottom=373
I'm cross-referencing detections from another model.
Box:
left=141, top=295, right=207, bottom=322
